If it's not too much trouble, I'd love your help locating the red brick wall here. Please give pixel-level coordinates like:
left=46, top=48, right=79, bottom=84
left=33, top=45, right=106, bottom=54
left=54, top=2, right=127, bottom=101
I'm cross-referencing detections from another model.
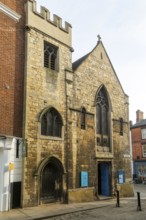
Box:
left=131, top=127, right=143, bottom=159
left=0, top=0, right=25, bottom=137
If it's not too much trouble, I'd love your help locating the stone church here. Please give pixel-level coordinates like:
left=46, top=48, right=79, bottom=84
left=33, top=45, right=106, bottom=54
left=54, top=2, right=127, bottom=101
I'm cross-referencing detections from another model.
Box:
left=0, top=0, right=135, bottom=212
left=20, top=0, right=134, bottom=207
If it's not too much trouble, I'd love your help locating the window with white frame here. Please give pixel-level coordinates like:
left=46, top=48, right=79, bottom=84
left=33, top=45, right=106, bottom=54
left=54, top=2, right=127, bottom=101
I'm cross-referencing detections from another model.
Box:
left=142, top=129, right=146, bottom=139
left=142, top=144, right=146, bottom=157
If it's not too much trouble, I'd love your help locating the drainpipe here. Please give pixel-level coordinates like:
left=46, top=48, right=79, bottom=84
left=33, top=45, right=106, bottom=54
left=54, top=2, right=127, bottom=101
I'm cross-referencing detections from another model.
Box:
left=64, top=69, right=69, bottom=204
left=21, top=0, right=31, bottom=207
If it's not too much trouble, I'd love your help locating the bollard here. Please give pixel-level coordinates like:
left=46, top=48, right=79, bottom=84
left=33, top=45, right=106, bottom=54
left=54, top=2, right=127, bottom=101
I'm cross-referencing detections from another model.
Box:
left=137, top=192, right=142, bottom=211
left=116, top=190, right=120, bottom=207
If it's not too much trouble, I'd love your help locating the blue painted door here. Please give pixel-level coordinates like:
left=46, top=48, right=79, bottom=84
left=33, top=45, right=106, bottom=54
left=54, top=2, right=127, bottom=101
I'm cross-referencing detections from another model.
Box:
left=101, top=163, right=110, bottom=196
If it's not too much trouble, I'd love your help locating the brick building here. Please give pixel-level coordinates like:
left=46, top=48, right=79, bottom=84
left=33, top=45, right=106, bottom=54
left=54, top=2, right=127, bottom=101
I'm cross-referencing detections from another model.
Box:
left=0, top=0, right=25, bottom=211
left=131, top=110, right=146, bottom=181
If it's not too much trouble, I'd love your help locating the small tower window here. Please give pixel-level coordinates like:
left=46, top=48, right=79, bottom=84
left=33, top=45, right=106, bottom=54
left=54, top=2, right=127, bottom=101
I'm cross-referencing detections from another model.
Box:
left=119, top=117, right=123, bottom=136
left=81, top=107, right=86, bottom=130
left=44, top=41, right=58, bottom=71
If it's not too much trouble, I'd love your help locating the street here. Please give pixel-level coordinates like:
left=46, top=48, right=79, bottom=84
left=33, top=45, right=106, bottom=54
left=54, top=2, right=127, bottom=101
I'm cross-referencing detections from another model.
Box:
left=46, top=201, right=146, bottom=220
left=133, top=183, right=146, bottom=197
left=45, top=200, right=146, bottom=220
left=44, top=184, right=146, bottom=220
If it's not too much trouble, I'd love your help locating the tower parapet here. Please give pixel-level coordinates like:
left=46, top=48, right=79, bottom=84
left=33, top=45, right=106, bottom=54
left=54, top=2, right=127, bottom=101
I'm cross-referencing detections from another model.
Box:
left=26, top=0, right=72, bottom=47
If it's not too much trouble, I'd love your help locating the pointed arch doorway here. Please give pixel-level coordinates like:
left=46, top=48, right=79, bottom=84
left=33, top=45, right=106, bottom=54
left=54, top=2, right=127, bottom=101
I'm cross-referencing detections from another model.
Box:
left=40, top=157, right=64, bottom=203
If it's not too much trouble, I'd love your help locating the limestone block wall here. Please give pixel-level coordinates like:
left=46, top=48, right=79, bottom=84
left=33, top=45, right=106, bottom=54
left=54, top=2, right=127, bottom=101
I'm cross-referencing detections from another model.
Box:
left=73, top=44, right=126, bottom=115
left=66, top=108, right=96, bottom=190
left=71, top=42, right=131, bottom=187
left=23, top=1, right=73, bottom=207
left=26, top=0, right=72, bottom=47
left=22, top=0, right=132, bottom=206
left=76, top=113, right=96, bottom=188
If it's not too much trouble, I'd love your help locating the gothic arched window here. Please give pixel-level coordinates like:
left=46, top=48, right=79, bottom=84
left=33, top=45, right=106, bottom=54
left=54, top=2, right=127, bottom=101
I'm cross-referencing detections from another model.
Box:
left=41, top=108, right=62, bottom=137
left=96, top=87, right=110, bottom=146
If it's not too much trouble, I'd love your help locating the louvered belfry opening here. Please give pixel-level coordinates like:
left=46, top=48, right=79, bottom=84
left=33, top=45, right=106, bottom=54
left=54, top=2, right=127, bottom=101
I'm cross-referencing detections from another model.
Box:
left=44, top=41, right=58, bottom=70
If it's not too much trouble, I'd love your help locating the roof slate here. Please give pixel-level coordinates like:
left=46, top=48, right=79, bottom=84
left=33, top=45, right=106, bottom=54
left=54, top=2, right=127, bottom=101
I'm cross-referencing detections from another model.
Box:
left=131, top=119, right=146, bottom=128
left=72, top=53, right=90, bottom=71
left=72, top=40, right=100, bottom=71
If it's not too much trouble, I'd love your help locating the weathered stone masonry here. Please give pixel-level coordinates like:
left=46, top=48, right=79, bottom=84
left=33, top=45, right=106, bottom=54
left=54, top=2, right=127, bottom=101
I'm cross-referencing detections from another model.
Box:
left=22, top=0, right=133, bottom=207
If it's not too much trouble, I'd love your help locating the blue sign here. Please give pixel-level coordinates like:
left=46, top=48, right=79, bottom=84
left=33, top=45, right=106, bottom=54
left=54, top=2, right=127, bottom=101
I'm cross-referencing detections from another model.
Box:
left=117, top=170, right=125, bottom=184
left=81, top=171, right=88, bottom=187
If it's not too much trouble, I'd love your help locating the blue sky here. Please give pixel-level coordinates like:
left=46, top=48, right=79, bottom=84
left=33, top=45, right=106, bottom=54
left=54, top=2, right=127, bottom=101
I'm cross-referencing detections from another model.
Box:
left=36, top=0, right=146, bottom=123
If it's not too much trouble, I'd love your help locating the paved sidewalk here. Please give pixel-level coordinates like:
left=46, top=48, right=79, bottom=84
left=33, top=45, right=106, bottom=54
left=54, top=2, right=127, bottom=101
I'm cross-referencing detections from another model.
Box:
left=0, top=199, right=119, bottom=220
